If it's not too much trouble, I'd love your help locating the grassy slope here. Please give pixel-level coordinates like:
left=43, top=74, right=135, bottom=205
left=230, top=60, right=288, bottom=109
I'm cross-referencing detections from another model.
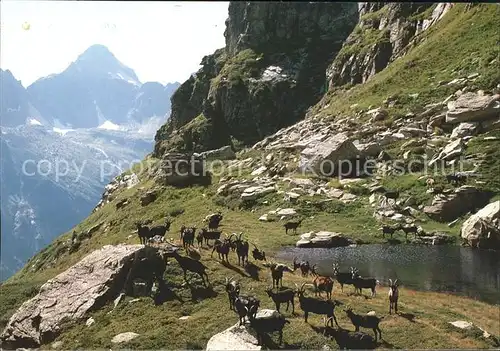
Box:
left=314, top=4, right=500, bottom=120
left=1, top=156, right=499, bottom=349
left=1, top=3, right=499, bottom=350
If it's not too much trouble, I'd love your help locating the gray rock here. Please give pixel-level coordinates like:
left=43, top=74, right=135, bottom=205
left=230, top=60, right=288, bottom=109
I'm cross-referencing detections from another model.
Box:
left=198, top=145, right=236, bottom=161
left=450, top=122, right=479, bottom=139
left=296, top=231, right=354, bottom=248
left=276, top=208, right=297, bottom=218
left=461, top=201, right=500, bottom=249
left=1, top=244, right=144, bottom=349
left=399, top=127, right=427, bottom=137
left=241, top=186, right=275, bottom=200
left=299, top=132, right=360, bottom=175
left=111, top=332, right=139, bottom=344
left=93, top=173, right=139, bottom=212
left=206, top=323, right=261, bottom=350
left=446, top=92, right=500, bottom=124
left=354, top=141, right=382, bottom=157
left=423, top=186, right=491, bottom=222
left=428, top=138, right=464, bottom=166
left=251, top=166, right=268, bottom=176
left=367, top=107, right=388, bottom=121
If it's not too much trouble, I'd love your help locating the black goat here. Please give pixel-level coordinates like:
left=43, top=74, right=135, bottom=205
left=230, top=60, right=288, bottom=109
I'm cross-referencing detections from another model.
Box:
left=323, top=320, right=376, bottom=350
left=206, top=212, right=223, bottom=230
left=211, top=237, right=231, bottom=262
left=284, top=219, right=302, bottom=234
left=332, top=263, right=356, bottom=293
left=266, top=263, right=293, bottom=289
left=196, top=230, right=204, bottom=247
left=296, top=283, right=341, bottom=327
left=181, top=226, right=196, bottom=248
left=446, top=173, right=467, bottom=185
left=293, top=257, right=311, bottom=277
left=344, top=308, right=383, bottom=341
left=374, top=187, right=399, bottom=204
left=252, top=244, right=266, bottom=261
left=149, top=224, right=168, bottom=240
left=232, top=233, right=249, bottom=266
left=234, top=295, right=260, bottom=325
left=381, top=225, right=401, bottom=239
left=265, top=287, right=296, bottom=313
left=248, top=311, right=290, bottom=346
left=388, top=279, right=399, bottom=314
left=170, top=249, right=209, bottom=287
left=164, top=217, right=172, bottom=232
left=136, top=223, right=150, bottom=245
left=200, top=228, right=221, bottom=246
left=224, top=277, right=240, bottom=311
left=351, top=268, right=379, bottom=297
left=401, top=225, right=419, bottom=240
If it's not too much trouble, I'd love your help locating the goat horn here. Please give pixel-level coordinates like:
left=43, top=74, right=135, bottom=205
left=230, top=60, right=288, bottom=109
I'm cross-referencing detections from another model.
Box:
left=394, top=279, right=398, bottom=285
left=389, top=278, right=392, bottom=285
left=300, top=282, right=306, bottom=292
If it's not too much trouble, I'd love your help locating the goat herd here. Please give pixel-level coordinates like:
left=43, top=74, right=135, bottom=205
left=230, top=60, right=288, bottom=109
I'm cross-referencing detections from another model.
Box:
left=134, top=212, right=401, bottom=348
left=225, top=260, right=399, bottom=348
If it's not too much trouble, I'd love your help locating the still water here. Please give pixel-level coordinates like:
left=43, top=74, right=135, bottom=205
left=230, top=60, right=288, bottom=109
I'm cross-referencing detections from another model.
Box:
left=276, top=244, right=500, bottom=304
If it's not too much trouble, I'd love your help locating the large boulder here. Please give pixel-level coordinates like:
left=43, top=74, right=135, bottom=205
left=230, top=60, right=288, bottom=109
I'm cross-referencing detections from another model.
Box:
left=206, top=309, right=284, bottom=350
left=423, top=186, right=491, bottom=222
left=461, top=201, right=500, bottom=249
left=296, top=231, right=354, bottom=248
left=299, top=132, right=361, bottom=176
left=206, top=323, right=262, bottom=350
left=445, top=92, right=500, bottom=124
left=0, top=245, right=168, bottom=349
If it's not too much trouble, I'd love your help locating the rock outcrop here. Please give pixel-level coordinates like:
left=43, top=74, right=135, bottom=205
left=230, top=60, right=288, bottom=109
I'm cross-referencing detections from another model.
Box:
left=461, top=201, right=500, bottom=249
left=93, top=173, right=139, bottom=212
left=154, top=2, right=359, bottom=156
left=299, top=132, right=362, bottom=176
left=327, top=3, right=453, bottom=88
left=445, top=92, right=500, bottom=124
left=0, top=245, right=144, bottom=349
left=423, top=186, right=491, bottom=222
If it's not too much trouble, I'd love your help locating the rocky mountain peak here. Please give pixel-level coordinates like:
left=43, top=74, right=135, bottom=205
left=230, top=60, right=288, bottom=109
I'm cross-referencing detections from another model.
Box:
left=68, top=44, right=140, bottom=84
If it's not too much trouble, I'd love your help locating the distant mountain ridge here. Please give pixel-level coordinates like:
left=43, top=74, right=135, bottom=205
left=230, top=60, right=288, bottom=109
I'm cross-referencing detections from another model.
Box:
left=5, top=44, right=180, bottom=129
left=0, top=45, right=180, bottom=280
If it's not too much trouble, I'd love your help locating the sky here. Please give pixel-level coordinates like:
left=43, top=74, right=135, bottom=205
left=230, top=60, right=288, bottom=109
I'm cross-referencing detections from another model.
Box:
left=0, top=1, right=229, bottom=87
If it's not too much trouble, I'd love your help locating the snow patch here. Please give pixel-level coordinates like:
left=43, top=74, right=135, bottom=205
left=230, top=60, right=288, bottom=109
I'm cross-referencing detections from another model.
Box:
left=109, top=71, right=140, bottom=86
left=28, top=118, right=42, bottom=126
left=53, top=127, right=75, bottom=136
left=98, top=120, right=122, bottom=131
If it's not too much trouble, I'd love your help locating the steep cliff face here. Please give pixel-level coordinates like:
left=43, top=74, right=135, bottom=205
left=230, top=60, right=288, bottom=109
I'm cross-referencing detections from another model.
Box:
left=154, top=2, right=359, bottom=156
left=327, top=2, right=453, bottom=88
